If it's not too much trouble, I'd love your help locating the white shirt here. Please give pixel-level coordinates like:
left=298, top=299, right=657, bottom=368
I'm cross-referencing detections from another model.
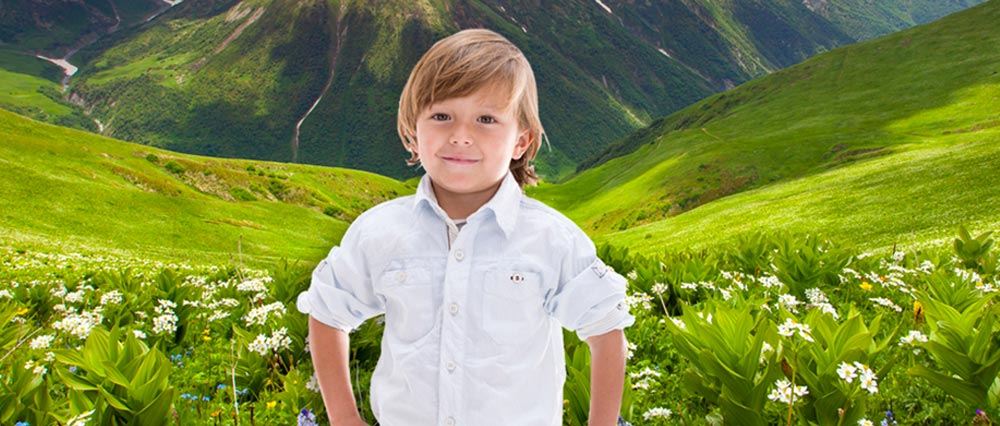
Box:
left=297, top=173, right=633, bottom=426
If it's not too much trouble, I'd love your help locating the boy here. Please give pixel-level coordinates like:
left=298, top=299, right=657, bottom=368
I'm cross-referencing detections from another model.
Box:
left=297, top=28, right=633, bottom=426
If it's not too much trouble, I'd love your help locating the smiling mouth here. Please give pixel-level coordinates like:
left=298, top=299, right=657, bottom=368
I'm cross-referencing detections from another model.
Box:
left=441, top=156, right=480, bottom=164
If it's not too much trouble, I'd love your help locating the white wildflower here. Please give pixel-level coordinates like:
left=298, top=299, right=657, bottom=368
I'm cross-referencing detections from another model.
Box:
left=767, top=379, right=808, bottom=404
left=858, top=419, right=874, bottom=426
left=898, top=330, right=928, bottom=346
left=870, top=298, right=903, bottom=312
left=626, top=270, right=638, bottom=281
left=306, top=373, right=321, bottom=393
left=100, top=290, right=123, bottom=306
left=243, top=302, right=286, bottom=327
left=651, top=282, right=669, bottom=295
left=643, top=407, right=672, bottom=420
left=152, top=313, right=178, bottom=335
left=626, top=293, right=654, bottom=310
left=778, top=294, right=801, bottom=312
left=29, top=334, right=55, bottom=350
left=133, top=330, right=147, bottom=339
left=837, top=362, right=858, bottom=383
left=52, top=310, right=104, bottom=340
left=248, top=328, right=292, bottom=356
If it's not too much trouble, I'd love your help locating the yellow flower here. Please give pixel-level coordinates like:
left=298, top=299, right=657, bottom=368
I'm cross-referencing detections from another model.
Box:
left=202, top=329, right=211, bottom=335
left=211, top=410, right=221, bottom=418
left=860, top=281, right=873, bottom=291
left=15, top=308, right=29, bottom=316
left=266, top=401, right=277, bottom=409
left=203, top=336, right=212, bottom=342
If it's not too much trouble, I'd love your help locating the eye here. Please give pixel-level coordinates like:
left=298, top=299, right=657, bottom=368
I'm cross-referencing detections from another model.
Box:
left=430, top=113, right=450, bottom=121
left=477, top=116, right=497, bottom=124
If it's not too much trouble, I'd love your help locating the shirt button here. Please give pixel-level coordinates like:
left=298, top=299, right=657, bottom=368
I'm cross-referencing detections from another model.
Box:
left=453, top=249, right=465, bottom=261
left=446, top=360, right=457, bottom=372
left=449, top=303, right=460, bottom=315
left=396, top=271, right=407, bottom=283
left=445, top=417, right=456, bottom=426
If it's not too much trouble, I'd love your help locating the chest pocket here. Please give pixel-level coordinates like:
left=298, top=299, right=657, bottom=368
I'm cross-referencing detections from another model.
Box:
left=379, top=266, right=436, bottom=343
left=482, top=269, right=546, bottom=346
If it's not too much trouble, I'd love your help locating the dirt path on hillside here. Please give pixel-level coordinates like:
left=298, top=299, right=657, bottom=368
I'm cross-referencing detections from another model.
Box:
left=292, top=2, right=348, bottom=163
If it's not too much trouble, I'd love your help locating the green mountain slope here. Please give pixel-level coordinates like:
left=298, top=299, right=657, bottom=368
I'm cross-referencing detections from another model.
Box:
left=5, top=0, right=942, bottom=182
left=0, top=108, right=411, bottom=266
left=804, top=0, right=987, bottom=41
left=531, top=0, right=1000, bottom=254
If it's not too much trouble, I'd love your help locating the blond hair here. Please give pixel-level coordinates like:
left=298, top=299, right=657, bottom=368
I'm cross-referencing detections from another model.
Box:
left=397, top=28, right=545, bottom=187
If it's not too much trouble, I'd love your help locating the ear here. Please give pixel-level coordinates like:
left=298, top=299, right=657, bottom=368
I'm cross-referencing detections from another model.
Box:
left=511, top=129, right=532, bottom=160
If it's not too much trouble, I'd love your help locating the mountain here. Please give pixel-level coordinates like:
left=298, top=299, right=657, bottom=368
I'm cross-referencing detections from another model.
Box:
left=3, top=1, right=980, bottom=182
left=0, top=107, right=410, bottom=265
left=530, top=0, right=1000, bottom=254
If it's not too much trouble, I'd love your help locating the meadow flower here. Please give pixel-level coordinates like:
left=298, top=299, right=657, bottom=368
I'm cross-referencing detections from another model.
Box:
left=870, top=298, right=903, bottom=312
left=898, top=330, right=928, bottom=346
left=29, top=334, right=55, bottom=350
left=777, top=318, right=814, bottom=342
left=858, top=419, right=874, bottom=426
left=767, top=379, right=808, bottom=404
left=266, top=401, right=277, bottom=409
left=651, top=282, right=669, bottom=295
left=0, top=289, right=12, bottom=299
left=629, top=367, right=662, bottom=380
left=760, top=341, right=774, bottom=364
left=625, top=293, right=654, bottom=310
left=152, top=313, right=178, bottom=335
left=248, top=328, right=292, bottom=356
left=680, top=282, right=699, bottom=291
left=626, top=270, right=638, bottom=281
left=298, top=408, right=318, bottom=426
left=52, top=309, right=104, bottom=340
left=837, top=362, right=858, bottom=383
left=243, top=301, right=286, bottom=327
left=758, top=274, right=783, bottom=289
left=306, top=374, right=321, bottom=393
left=778, top=294, right=801, bottom=312
left=642, top=407, right=672, bottom=420
left=860, top=281, right=873, bottom=291
left=133, top=330, right=147, bottom=339
left=632, top=380, right=651, bottom=390
left=100, top=290, right=123, bottom=305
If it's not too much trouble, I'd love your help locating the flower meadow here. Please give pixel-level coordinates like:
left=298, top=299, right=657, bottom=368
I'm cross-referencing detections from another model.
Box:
left=1, top=228, right=998, bottom=425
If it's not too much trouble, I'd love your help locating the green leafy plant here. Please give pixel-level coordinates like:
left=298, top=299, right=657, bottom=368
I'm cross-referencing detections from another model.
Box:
left=664, top=301, right=782, bottom=426
left=790, top=310, right=897, bottom=426
left=908, top=286, right=1000, bottom=413
left=54, top=327, right=175, bottom=425
left=955, top=226, right=996, bottom=273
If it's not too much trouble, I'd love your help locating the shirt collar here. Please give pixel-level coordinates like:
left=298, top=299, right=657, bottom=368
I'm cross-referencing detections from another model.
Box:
left=412, top=173, right=522, bottom=238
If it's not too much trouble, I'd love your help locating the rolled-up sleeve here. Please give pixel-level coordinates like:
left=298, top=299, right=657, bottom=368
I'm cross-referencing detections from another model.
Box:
left=296, top=223, right=384, bottom=332
left=545, top=230, right=634, bottom=341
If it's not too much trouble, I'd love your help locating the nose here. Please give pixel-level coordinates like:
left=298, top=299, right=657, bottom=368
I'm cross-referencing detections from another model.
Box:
left=449, top=122, right=473, bottom=145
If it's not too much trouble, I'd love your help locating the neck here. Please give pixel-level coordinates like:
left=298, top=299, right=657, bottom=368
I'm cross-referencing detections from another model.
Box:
left=431, top=181, right=502, bottom=220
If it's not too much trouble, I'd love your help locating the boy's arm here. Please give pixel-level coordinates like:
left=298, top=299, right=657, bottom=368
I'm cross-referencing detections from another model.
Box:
left=309, top=317, right=368, bottom=426
left=586, top=329, right=627, bottom=426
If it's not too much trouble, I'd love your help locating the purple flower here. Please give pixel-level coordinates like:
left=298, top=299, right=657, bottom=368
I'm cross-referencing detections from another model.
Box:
left=298, top=408, right=318, bottom=426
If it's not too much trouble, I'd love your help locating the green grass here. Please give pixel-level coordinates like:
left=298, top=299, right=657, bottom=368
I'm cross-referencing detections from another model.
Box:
left=0, top=108, right=412, bottom=267
left=600, top=130, right=1000, bottom=254
left=531, top=0, right=1000, bottom=255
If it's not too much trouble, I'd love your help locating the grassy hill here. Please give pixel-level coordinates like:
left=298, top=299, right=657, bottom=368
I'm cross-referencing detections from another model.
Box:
left=0, top=108, right=411, bottom=267
left=531, top=0, right=1000, bottom=255
left=6, top=0, right=953, bottom=183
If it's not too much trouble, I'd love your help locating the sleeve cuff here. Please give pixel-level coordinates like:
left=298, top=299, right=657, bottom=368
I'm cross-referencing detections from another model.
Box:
left=576, top=302, right=635, bottom=341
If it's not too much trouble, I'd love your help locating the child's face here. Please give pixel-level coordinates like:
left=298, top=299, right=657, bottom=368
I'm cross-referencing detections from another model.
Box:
left=414, top=86, right=531, bottom=201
